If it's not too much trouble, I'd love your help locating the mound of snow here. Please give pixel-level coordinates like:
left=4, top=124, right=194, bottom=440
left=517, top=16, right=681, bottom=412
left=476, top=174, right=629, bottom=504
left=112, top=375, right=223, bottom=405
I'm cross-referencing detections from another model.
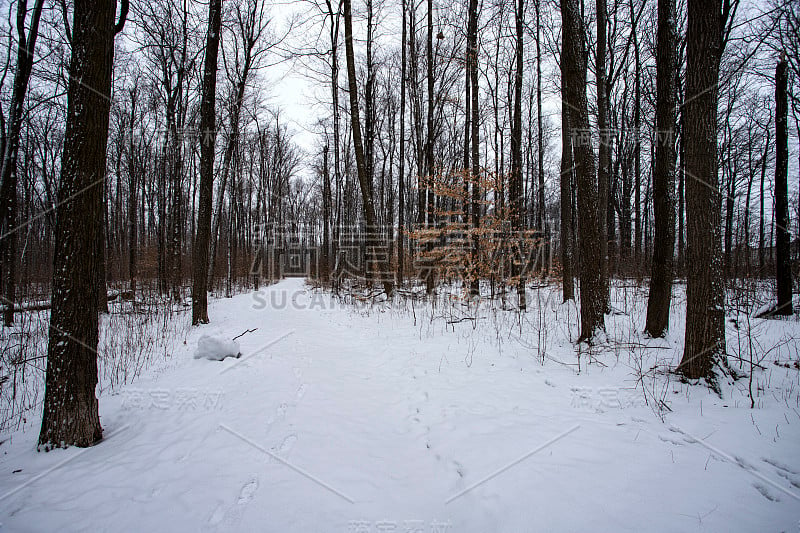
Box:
left=194, top=335, right=241, bottom=361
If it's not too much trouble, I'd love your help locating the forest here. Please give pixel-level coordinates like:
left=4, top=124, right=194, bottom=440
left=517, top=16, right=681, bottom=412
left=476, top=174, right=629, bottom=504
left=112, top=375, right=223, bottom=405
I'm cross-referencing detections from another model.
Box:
left=0, top=0, right=799, bottom=530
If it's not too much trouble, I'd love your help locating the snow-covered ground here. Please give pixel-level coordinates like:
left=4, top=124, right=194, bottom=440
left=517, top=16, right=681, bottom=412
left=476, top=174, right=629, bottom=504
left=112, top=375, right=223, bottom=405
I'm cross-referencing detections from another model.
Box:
left=1, top=278, right=799, bottom=532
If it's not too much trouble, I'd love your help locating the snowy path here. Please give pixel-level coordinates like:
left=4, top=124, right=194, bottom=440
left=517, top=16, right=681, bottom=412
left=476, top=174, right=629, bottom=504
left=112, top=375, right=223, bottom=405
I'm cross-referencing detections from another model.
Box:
left=1, top=278, right=799, bottom=532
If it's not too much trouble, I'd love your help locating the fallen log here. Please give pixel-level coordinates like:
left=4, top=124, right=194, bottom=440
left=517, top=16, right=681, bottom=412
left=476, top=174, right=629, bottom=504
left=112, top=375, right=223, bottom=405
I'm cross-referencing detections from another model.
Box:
left=1, top=291, right=122, bottom=314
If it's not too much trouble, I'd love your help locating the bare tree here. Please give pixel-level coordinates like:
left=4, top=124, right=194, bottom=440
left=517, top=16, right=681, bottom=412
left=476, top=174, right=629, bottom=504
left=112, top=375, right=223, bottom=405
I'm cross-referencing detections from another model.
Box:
left=208, top=0, right=272, bottom=290
left=561, top=0, right=604, bottom=340
left=596, top=0, right=610, bottom=311
left=423, top=0, right=435, bottom=294
left=645, top=0, right=678, bottom=336
left=678, top=0, right=735, bottom=383
left=560, top=67, right=574, bottom=302
left=510, top=0, right=525, bottom=309
left=398, top=0, right=407, bottom=285
left=39, top=0, right=127, bottom=449
left=774, top=54, right=791, bottom=314
left=468, top=0, right=480, bottom=297
left=192, top=0, right=221, bottom=325
left=342, top=0, right=393, bottom=296
left=0, top=0, right=45, bottom=325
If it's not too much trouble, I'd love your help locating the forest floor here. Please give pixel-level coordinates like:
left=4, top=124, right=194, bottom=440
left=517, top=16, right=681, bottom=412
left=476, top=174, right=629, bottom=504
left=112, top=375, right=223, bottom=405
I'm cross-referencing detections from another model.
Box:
left=1, top=277, right=799, bottom=532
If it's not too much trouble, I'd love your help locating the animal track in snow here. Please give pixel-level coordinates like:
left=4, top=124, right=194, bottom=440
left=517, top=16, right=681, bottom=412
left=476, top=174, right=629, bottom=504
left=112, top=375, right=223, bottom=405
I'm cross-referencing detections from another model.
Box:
left=296, top=383, right=307, bottom=399
left=752, top=483, right=780, bottom=502
left=762, top=457, right=799, bottom=475
left=774, top=469, right=800, bottom=489
left=657, top=434, right=685, bottom=446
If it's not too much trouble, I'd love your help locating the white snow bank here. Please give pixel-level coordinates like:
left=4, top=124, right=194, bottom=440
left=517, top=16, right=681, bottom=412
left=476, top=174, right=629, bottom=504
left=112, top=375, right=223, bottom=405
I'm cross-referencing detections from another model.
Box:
left=193, top=335, right=241, bottom=361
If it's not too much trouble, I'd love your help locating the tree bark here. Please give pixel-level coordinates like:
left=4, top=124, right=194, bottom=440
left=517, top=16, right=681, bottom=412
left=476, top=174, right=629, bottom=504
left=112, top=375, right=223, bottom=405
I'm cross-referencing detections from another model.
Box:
left=0, top=0, right=45, bottom=326
left=342, top=0, right=393, bottom=296
left=126, top=86, right=139, bottom=301
left=468, top=0, right=480, bottom=297
left=758, top=127, right=770, bottom=277
left=322, top=144, right=332, bottom=281
left=39, top=0, right=124, bottom=449
left=775, top=55, right=791, bottom=314
left=678, top=0, right=726, bottom=382
left=536, top=0, right=545, bottom=240
left=677, top=115, right=685, bottom=273
left=511, top=0, right=526, bottom=309
left=398, top=0, right=407, bottom=286
left=561, top=0, right=604, bottom=339
left=596, top=0, right=610, bottom=311
left=424, top=0, right=436, bottom=294
left=632, top=4, right=642, bottom=269
left=645, top=0, right=678, bottom=337
left=560, top=66, right=574, bottom=301
left=192, top=0, right=221, bottom=325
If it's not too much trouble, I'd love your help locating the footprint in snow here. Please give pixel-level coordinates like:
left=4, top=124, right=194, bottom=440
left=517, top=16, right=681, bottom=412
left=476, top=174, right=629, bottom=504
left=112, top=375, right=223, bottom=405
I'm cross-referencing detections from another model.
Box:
left=219, top=477, right=260, bottom=527
left=762, top=457, right=800, bottom=475
left=206, top=503, right=226, bottom=527
left=774, top=469, right=800, bottom=489
left=296, top=383, right=307, bottom=399
left=452, top=460, right=465, bottom=479
left=237, top=478, right=259, bottom=505
left=732, top=455, right=756, bottom=471
left=293, top=367, right=303, bottom=379
left=752, top=483, right=780, bottom=502
left=277, top=434, right=297, bottom=455
left=763, top=458, right=800, bottom=489
left=658, top=434, right=684, bottom=446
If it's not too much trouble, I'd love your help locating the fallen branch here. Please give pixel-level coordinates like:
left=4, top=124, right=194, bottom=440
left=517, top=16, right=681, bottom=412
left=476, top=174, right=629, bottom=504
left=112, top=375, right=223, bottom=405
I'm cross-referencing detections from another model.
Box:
left=2, top=291, right=122, bottom=313
left=232, top=328, right=258, bottom=341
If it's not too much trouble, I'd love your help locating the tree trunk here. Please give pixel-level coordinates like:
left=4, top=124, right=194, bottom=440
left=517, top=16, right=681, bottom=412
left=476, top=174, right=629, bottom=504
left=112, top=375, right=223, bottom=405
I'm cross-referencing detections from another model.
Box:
left=743, top=136, right=754, bottom=277
left=192, top=0, right=221, bottom=325
left=342, top=0, right=393, bottom=296
left=424, top=0, right=435, bottom=294
left=758, top=127, right=770, bottom=277
left=511, top=0, right=526, bottom=309
left=678, top=0, right=726, bottom=382
left=677, top=115, right=685, bottom=274
left=97, top=186, right=109, bottom=313
left=322, top=144, right=332, bottom=282
left=561, top=0, right=604, bottom=339
left=632, top=8, right=642, bottom=269
left=127, top=87, right=139, bottom=301
left=468, top=0, right=480, bottom=297
left=536, top=0, right=545, bottom=237
left=560, top=67, right=574, bottom=301
left=775, top=55, right=791, bottom=314
left=644, top=0, right=677, bottom=337
left=596, top=0, right=610, bottom=312
left=0, top=0, right=45, bottom=326
left=398, top=0, right=407, bottom=286
left=39, top=0, right=124, bottom=449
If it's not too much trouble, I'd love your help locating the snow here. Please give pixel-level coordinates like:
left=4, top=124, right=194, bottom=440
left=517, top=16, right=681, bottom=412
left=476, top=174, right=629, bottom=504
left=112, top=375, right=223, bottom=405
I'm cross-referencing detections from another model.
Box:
left=1, top=278, right=799, bottom=532
left=194, top=335, right=241, bottom=361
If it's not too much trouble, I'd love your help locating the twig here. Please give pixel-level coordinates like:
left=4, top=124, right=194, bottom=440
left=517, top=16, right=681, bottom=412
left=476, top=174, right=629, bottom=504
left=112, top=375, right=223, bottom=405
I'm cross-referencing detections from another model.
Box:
left=232, top=328, right=258, bottom=341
